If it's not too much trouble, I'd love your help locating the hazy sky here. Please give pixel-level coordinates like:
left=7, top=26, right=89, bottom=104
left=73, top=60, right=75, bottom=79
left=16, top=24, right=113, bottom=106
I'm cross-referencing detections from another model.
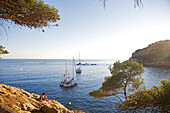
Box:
left=1, top=0, right=170, bottom=60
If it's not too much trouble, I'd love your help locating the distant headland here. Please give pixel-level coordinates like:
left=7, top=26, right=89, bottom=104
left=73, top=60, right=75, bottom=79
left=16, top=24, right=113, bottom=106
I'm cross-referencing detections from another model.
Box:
left=129, top=40, right=170, bottom=68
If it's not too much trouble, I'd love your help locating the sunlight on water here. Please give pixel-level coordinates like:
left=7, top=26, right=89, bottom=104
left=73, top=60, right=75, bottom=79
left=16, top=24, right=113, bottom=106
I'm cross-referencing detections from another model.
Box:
left=0, top=59, right=169, bottom=113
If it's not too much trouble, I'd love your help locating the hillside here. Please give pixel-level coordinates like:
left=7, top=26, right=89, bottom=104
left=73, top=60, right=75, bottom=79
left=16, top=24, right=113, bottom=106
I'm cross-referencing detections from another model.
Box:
left=0, top=84, right=84, bottom=113
left=129, top=40, right=170, bottom=67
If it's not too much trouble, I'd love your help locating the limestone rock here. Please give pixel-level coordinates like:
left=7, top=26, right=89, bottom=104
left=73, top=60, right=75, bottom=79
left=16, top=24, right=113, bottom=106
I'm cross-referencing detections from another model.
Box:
left=0, top=84, right=84, bottom=113
left=0, top=98, right=4, bottom=103
left=9, top=88, right=16, bottom=94
left=12, top=105, right=21, bottom=111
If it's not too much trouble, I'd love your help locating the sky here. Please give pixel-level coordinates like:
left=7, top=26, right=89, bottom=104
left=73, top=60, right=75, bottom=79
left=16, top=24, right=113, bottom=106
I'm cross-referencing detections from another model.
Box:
left=1, top=0, right=170, bottom=60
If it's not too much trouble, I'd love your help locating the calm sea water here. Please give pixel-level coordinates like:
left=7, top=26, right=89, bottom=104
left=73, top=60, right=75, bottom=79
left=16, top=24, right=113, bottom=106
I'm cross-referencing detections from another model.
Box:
left=0, top=59, right=169, bottom=113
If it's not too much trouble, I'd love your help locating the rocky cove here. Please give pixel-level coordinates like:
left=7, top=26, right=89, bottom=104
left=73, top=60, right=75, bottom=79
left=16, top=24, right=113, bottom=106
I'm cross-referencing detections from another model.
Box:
left=0, top=84, right=84, bottom=113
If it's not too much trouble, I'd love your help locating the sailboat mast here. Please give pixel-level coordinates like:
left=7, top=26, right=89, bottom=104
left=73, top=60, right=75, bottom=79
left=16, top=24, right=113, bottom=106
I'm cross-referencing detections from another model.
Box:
left=79, top=52, right=81, bottom=64
left=73, top=57, right=74, bottom=81
left=65, top=63, right=67, bottom=74
left=65, top=63, right=67, bottom=80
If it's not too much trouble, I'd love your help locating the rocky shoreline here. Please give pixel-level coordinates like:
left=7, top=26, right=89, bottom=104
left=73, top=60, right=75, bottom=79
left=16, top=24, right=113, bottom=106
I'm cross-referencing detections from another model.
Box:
left=0, top=84, right=84, bottom=113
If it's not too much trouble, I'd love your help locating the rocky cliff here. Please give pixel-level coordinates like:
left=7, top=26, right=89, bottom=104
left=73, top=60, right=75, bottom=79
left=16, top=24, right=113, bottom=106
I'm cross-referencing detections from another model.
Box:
left=129, top=40, right=170, bottom=67
left=0, top=84, right=84, bottom=113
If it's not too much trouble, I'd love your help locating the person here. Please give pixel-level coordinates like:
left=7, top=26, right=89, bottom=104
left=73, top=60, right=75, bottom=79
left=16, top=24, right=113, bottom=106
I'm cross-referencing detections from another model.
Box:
left=40, top=92, right=49, bottom=104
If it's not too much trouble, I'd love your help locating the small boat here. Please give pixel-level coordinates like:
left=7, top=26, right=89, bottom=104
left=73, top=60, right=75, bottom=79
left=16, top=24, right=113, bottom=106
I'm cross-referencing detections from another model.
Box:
left=76, top=52, right=82, bottom=73
left=76, top=67, right=82, bottom=73
left=77, top=63, right=96, bottom=66
left=61, top=57, right=78, bottom=88
left=76, top=53, right=96, bottom=66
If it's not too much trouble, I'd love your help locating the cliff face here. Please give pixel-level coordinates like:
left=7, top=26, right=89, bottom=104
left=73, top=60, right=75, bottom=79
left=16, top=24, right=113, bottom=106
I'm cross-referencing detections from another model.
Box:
left=0, top=84, right=84, bottom=113
left=130, top=40, right=170, bottom=67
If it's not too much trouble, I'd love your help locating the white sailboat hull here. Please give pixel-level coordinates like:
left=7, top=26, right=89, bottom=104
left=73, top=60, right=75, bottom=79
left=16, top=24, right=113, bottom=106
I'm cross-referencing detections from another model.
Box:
left=63, top=82, right=78, bottom=88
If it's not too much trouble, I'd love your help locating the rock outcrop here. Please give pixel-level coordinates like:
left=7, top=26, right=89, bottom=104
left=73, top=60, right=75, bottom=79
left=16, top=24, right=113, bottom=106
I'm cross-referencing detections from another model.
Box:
left=0, top=84, right=84, bottom=113
left=129, top=40, right=170, bottom=68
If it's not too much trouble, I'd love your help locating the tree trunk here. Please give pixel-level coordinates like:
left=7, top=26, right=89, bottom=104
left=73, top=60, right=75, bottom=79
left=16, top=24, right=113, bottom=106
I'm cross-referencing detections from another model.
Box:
left=124, top=82, right=127, bottom=100
left=124, top=84, right=128, bottom=113
left=114, top=95, right=128, bottom=113
left=124, top=87, right=127, bottom=100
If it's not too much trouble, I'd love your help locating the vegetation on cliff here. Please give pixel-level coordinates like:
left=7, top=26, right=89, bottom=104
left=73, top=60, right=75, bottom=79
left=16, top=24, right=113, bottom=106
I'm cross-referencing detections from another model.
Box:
left=0, top=84, right=84, bottom=113
left=117, top=76, right=170, bottom=112
left=130, top=40, right=170, bottom=67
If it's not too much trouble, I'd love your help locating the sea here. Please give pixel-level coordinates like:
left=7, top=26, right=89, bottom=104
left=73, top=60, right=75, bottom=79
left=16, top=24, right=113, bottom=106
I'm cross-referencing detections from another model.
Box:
left=0, top=59, right=169, bottom=113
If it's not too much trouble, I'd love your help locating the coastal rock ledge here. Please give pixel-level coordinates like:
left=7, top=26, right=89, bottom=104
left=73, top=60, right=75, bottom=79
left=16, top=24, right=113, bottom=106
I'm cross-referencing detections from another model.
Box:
left=129, top=40, right=170, bottom=68
left=0, top=84, right=84, bottom=113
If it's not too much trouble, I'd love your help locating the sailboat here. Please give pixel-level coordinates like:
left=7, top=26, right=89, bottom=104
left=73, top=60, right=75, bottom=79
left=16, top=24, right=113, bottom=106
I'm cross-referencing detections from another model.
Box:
left=62, top=57, right=78, bottom=88
left=76, top=52, right=82, bottom=73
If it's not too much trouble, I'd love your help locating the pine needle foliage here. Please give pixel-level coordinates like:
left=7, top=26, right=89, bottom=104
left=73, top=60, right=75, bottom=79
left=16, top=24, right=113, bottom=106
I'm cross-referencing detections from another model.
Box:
left=89, top=61, right=145, bottom=113
left=0, top=0, right=60, bottom=30
left=0, top=45, right=9, bottom=54
left=118, top=76, right=170, bottom=112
